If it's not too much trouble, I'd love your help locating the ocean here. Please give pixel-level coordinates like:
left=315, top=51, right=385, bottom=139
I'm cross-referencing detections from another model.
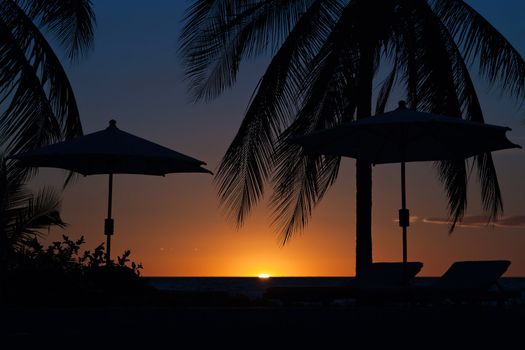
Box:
left=146, top=277, right=351, bottom=299
left=145, top=277, right=525, bottom=301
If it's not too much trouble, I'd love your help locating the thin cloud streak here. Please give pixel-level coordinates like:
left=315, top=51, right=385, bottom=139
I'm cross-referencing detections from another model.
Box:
left=423, top=215, right=525, bottom=229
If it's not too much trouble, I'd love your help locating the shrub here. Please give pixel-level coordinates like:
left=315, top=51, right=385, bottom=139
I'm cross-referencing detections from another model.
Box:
left=6, top=235, right=151, bottom=305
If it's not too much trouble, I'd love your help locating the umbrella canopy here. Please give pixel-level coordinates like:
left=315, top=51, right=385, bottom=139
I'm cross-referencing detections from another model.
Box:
left=293, top=101, right=520, bottom=263
left=11, top=120, right=212, bottom=265
left=295, top=101, right=519, bottom=164
left=13, top=119, right=212, bottom=175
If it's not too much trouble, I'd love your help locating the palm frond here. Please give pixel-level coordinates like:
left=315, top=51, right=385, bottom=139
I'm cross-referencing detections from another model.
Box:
left=375, top=58, right=397, bottom=114
left=436, top=160, right=468, bottom=233
left=0, top=0, right=83, bottom=156
left=434, top=0, right=525, bottom=102
left=0, top=15, right=61, bottom=155
left=17, top=0, right=95, bottom=60
left=180, top=0, right=321, bottom=101
left=475, top=152, right=502, bottom=220
left=394, top=0, right=505, bottom=229
left=9, top=186, right=65, bottom=248
left=272, top=149, right=340, bottom=244
left=432, top=9, right=504, bottom=222
left=270, top=73, right=348, bottom=242
left=1, top=157, right=30, bottom=199
left=0, top=157, right=65, bottom=251
left=269, top=3, right=367, bottom=242
left=396, top=2, right=462, bottom=115
left=394, top=0, right=468, bottom=227
left=182, top=0, right=518, bottom=243
left=214, top=0, right=342, bottom=226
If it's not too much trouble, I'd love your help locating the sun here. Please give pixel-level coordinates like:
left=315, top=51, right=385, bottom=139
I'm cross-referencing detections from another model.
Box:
left=258, top=273, right=271, bottom=279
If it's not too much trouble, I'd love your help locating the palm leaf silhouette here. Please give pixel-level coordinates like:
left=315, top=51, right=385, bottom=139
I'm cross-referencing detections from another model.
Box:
left=181, top=0, right=524, bottom=273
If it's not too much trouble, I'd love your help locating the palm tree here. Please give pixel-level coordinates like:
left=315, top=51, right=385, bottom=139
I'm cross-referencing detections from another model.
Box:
left=180, top=0, right=525, bottom=275
left=0, top=0, right=95, bottom=298
left=0, top=158, right=65, bottom=255
left=0, top=0, right=95, bottom=157
left=0, top=157, right=66, bottom=298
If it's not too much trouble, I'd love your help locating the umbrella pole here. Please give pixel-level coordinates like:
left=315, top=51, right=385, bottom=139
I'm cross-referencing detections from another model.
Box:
left=105, top=174, right=114, bottom=266
left=399, top=160, right=409, bottom=264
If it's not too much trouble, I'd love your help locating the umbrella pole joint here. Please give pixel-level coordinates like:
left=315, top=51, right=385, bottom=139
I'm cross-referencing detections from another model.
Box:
left=398, top=209, right=410, bottom=227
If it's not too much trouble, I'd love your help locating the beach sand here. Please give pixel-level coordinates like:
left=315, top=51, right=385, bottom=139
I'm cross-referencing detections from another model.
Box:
left=3, top=304, right=525, bottom=347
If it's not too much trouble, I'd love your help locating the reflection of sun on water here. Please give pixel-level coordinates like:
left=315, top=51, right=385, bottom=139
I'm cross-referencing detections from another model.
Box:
left=258, top=273, right=270, bottom=279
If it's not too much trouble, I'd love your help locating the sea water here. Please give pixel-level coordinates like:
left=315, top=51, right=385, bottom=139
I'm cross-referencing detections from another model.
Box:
left=145, top=277, right=351, bottom=299
left=145, top=277, right=525, bottom=301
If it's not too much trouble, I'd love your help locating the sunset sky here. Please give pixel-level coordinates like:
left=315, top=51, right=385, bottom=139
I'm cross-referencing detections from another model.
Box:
left=35, top=0, right=525, bottom=277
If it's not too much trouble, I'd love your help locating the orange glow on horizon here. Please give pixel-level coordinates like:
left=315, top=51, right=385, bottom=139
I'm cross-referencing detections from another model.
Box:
left=41, top=151, right=525, bottom=278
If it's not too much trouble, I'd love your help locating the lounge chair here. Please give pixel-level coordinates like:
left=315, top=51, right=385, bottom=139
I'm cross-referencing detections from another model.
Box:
left=263, top=262, right=423, bottom=305
left=356, top=262, right=423, bottom=288
left=410, top=260, right=519, bottom=305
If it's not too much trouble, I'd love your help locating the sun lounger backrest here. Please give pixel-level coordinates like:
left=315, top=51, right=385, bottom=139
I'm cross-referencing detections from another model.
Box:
left=434, top=260, right=510, bottom=291
left=357, top=262, right=423, bottom=288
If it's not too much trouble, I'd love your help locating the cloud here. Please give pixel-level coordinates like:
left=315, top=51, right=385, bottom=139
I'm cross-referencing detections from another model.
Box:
left=493, top=216, right=525, bottom=228
left=423, top=215, right=525, bottom=229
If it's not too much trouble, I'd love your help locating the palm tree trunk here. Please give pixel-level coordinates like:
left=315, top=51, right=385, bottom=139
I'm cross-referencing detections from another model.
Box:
left=0, top=228, right=6, bottom=302
left=0, top=160, right=7, bottom=302
left=355, top=160, right=372, bottom=276
left=355, top=43, right=374, bottom=277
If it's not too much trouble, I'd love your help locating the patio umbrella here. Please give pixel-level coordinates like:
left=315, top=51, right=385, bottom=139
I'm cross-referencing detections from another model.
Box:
left=293, top=101, right=520, bottom=263
left=11, top=120, right=212, bottom=264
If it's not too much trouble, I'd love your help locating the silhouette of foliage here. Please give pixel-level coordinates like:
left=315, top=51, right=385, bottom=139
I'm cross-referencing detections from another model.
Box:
left=181, top=0, right=524, bottom=244
left=7, top=235, right=147, bottom=305
left=16, top=234, right=143, bottom=276
left=0, top=0, right=95, bottom=160
left=0, top=157, right=66, bottom=257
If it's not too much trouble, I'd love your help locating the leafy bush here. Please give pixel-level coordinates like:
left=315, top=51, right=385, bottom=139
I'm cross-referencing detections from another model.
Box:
left=6, top=235, right=151, bottom=305
left=15, top=234, right=143, bottom=274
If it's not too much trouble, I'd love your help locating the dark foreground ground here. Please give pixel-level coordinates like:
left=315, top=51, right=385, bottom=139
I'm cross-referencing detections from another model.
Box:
left=2, top=303, right=525, bottom=347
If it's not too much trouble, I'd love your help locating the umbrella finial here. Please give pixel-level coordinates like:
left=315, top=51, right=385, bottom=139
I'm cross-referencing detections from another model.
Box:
left=398, top=100, right=407, bottom=109
left=108, top=120, right=117, bottom=129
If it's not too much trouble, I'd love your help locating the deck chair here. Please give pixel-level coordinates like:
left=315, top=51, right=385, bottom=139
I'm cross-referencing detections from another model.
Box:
left=351, top=262, right=424, bottom=304
left=263, top=262, right=423, bottom=305
left=415, top=260, right=519, bottom=304
left=357, top=262, right=423, bottom=288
